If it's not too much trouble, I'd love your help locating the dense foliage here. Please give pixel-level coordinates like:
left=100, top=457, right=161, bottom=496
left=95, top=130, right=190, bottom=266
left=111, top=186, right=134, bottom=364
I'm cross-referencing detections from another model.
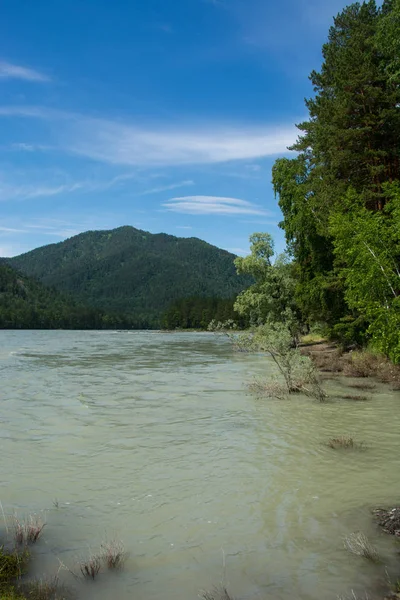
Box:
left=162, top=296, right=247, bottom=330
left=234, top=233, right=300, bottom=336
left=8, top=226, right=251, bottom=327
left=0, top=263, right=140, bottom=329
left=271, top=0, right=400, bottom=361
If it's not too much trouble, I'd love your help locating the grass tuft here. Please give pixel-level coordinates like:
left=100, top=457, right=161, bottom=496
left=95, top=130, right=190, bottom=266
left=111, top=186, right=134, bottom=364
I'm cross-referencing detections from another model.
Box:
left=13, top=515, right=45, bottom=546
left=18, top=575, right=69, bottom=600
left=78, top=554, right=102, bottom=580
left=327, top=436, right=364, bottom=450
left=199, top=586, right=235, bottom=600
left=100, top=540, right=125, bottom=570
left=344, top=532, right=380, bottom=562
left=0, top=587, right=26, bottom=600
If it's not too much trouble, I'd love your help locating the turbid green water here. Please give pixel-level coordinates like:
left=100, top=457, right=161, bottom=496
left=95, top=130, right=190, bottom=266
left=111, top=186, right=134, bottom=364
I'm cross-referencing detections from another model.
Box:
left=1, top=330, right=400, bottom=600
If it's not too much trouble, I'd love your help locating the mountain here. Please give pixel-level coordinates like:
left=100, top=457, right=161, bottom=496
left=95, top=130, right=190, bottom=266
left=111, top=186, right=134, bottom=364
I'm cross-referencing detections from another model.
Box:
left=7, top=226, right=251, bottom=325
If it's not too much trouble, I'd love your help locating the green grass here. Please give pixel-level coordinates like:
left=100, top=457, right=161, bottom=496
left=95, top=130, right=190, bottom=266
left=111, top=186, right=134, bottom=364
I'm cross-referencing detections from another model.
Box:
left=301, top=333, right=327, bottom=344
left=0, top=587, right=26, bottom=600
left=0, top=547, right=29, bottom=583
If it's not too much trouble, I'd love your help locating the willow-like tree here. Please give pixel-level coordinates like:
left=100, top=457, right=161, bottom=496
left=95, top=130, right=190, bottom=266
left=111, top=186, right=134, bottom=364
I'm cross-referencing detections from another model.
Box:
left=234, top=233, right=300, bottom=335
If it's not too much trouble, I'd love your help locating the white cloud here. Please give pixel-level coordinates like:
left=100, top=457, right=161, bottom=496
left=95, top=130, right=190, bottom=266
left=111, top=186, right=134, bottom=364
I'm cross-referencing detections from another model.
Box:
left=0, top=61, right=50, bottom=82
left=176, top=225, right=193, bottom=230
left=68, top=118, right=297, bottom=166
left=0, top=105, right=297, bottom=166
left=163, top=195, right=268, bottom=215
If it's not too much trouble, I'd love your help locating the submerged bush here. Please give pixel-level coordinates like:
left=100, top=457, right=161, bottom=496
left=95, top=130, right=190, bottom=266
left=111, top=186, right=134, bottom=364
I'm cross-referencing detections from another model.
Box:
left=200, top=586, right=235, bottom=600
left=339, top=394, right=369, bottom=402
left=344, top=532, right=380, bottom=563
left=248, top=379, right=289, bottom=400
left=13, top=515, right=45, bottom=546
left=327, top=436, right=364, bottom=450
left=348, top=382, right=376, bottom=391
left=78, top=554, right=102, bottom=580
left=252, top=323, right=327, bottom=400
left=18, top=576, right=68, bottom=600
left=100, top=540, right=126, bottom=570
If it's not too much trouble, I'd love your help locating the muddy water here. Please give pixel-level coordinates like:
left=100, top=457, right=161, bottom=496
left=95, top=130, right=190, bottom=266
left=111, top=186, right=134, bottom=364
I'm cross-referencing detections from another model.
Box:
left=0, top=330, right=399, bottom=600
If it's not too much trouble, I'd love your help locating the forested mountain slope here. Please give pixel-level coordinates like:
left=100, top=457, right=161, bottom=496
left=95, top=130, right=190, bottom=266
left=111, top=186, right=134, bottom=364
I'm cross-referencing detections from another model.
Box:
left=0, top=262, right=134, bottom=329
left=8, top=227, right=252, bottom=325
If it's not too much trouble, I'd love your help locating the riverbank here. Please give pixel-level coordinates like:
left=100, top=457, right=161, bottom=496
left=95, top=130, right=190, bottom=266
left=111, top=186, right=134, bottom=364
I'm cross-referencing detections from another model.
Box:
left=300, top=341, right=400, bottom=388
left=299, top=341, right=400, bottom=599
left=374, top=506, right=400, bottom=600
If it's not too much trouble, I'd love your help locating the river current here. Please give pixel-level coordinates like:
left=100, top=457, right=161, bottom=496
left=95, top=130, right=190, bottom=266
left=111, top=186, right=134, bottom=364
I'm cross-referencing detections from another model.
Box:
left=1, top=330, right=399, bottom=600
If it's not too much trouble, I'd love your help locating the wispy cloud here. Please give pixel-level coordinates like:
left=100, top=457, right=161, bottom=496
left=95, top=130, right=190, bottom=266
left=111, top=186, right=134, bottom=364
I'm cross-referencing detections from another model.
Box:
left=0, top=105, right=297, bottom=166
left=67, top=118, right=297, bottom=166
left=245, top=164, right=261, bottom=172
left=10, top=142, right=50, bottom=152
left=226, top=247, right=248, bottom=255
left=0, top=168, right=145, bottom=202
left=0, top=61, right=50, bottom=82
left=241, top=218, right=278, bottom=225
left=0, top=179, right=82, bottom=202
left=0, top=226, right=27, bottom=233
left=139, top=180, right=194, bottom=196
left=163, top=195, right=268, bottom=215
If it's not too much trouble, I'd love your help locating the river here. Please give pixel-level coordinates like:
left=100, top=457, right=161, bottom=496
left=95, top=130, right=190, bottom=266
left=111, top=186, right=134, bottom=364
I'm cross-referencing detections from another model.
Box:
left=0, top=330, right=399, bottom=600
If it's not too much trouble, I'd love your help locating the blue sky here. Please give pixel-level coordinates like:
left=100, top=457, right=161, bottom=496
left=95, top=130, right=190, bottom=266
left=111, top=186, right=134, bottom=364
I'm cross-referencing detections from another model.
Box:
left=1, top=0, right=351, bottom=258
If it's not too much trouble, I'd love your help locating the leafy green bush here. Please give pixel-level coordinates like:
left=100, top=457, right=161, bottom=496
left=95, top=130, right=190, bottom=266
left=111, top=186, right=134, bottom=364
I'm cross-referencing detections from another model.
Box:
left=0, top=547, right=29, bottom=584
left=367, top=302, right=400, bottom=364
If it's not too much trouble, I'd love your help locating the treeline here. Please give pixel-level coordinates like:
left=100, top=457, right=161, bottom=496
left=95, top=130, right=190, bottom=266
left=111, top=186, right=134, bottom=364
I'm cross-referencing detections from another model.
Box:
left=0, top=264, right=147, bottom=330
left=162, top=297, right=248, bottom=330
left=269, top=0, right=400, bottom=362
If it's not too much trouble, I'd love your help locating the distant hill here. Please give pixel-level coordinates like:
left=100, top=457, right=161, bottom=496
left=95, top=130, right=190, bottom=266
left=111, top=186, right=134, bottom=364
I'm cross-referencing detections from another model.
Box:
left=0, top=262, right=137, bottom=329
left=7, top=226, right=252, bottom=325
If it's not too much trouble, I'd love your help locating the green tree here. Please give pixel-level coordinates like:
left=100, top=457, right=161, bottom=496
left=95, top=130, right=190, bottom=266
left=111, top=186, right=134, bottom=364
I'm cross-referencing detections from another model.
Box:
left=272, top=0, right=400, bottom=352
left=329, top=184, right=400, bottom=361
left=377, top=0, right=400, bottom=85
left=234, top=233, right=300, bottom=334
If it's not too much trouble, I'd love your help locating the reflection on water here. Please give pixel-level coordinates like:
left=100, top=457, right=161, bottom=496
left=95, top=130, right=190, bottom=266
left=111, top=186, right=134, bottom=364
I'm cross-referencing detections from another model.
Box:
left=1, top=330, right=400, bottom=600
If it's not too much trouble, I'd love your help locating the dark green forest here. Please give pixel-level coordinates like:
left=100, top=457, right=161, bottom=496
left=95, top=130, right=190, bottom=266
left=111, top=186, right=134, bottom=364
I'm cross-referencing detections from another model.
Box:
left=162, top=297, right=248, bottom=330
left=7, top=226, right=252, bottom=327
left=0, top=263, right=144, bottom=330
